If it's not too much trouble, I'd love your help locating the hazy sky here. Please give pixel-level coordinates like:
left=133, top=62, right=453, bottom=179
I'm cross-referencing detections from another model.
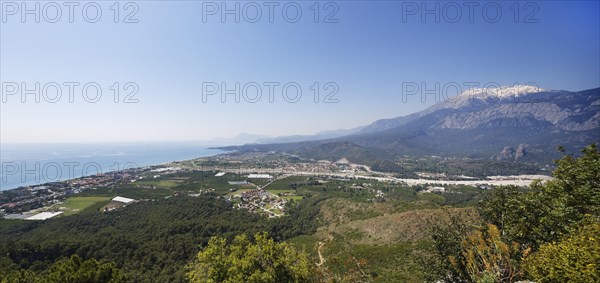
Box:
left=1, top=1, right=599, bottom=143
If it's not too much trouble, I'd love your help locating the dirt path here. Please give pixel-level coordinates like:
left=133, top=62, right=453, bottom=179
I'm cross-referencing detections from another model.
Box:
left=316, top=241, right=326, bottom=266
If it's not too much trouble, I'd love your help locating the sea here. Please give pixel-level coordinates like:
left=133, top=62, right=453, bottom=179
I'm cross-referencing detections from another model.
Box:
left=0, top=143, right=224, bottom=191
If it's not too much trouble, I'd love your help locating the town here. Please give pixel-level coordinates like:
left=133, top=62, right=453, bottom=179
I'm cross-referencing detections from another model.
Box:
left=0, top=152, right=549, bottom=221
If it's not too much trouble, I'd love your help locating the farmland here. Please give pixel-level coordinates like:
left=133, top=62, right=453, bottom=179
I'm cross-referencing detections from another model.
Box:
left=51, top=196, right=112, bottom=216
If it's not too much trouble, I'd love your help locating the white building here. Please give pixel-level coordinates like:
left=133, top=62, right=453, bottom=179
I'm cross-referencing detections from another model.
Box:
left=248, top=174, right=273, bottom=179
left=426, top=186, right=445, bottom=193
left=25, top=211, right=63, bottom=220
left=112, top=196, right=135, bottom=204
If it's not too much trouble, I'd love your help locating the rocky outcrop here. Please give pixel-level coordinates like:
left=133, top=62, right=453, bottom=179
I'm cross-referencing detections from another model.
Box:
left=515, top=144, right=528, bottom=160
left=495, top=146, right=515, bottom=161
left=492, top=144, right=528, bottom=161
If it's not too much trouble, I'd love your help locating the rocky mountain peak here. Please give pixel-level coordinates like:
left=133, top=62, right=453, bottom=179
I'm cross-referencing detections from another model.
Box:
left=459, top=84, right=545, bottom=100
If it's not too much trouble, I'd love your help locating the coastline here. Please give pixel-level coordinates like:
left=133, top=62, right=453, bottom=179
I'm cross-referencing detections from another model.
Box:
left=0, top=144, right=225, bottom=192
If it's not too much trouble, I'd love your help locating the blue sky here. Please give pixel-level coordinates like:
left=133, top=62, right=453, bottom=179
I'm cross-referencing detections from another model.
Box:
left=1, top=0, right=599, bottom=143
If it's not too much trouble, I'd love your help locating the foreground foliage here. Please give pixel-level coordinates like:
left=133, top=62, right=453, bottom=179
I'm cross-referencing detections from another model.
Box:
left=0, top=255, right=125, bottom=283
left=523, top=220, right=600, bottom=283
left=458, top=224, right=521, bottom=283
left=428, top=144, right=600, bottom=282
left=187, top=232, right=312, bottom=283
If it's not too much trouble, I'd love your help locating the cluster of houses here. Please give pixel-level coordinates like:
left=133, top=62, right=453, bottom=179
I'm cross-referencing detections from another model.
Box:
left=196, top=152, right=368, bottom=179
left=1, top=184, right=64, bottom=215
left=1, top=167, right=151, bottom=217
left=236, top=189, right=287, bottom=218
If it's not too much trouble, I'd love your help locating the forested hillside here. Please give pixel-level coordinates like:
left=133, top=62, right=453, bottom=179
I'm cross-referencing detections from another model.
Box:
left=0, top=196, right=321, bottom=282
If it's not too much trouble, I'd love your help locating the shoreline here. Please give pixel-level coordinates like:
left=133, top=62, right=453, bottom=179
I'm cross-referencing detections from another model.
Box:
left=0, top=147, right=225, bottom=192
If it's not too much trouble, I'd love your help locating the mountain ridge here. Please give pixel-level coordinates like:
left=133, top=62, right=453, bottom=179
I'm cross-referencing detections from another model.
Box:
left=219, top=87, right=600, bottom=167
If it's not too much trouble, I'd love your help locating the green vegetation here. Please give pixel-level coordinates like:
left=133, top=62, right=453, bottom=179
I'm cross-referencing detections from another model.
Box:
left=0, top=254, right=126, bottom=283
left=3, top=144, right=596, bottom=282
left=0, top=192, right=325, bottom=282
left=393, top=158, right=544, bottom=179
left=282, top=195, right=304, bottom=201
left=1, top=197, right=268, bottom=281
left=77, top=186, right=175, bottom=199
left=187, top=232, right=312, bottom=283
left=135, top=179, right=181, bottom=188
left=353, top=241, right=431, bottom=282
left=263, top=176, right=313, bottom=191
left=51, top=197, right=111, bottom=216
left=523, top=220, right=600, bottom=283
left=265, top=189, right=296, bottom=194
left=427, top=144, right=600, bottom=282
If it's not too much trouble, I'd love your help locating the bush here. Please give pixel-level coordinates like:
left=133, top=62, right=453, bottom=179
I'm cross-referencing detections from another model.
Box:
left=523, top=220, right=600, bottom=283
left=187, top=232, right=312, bottom=283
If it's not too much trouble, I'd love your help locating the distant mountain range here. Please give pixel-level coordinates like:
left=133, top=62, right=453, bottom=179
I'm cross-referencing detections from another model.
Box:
left=219, top=87, right=600, bottom=166
left=212, top=128, right=365, bottom=145
left=255, top=127, right=366, bottom=144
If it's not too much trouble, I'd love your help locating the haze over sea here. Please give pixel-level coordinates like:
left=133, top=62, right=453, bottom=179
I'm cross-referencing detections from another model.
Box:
left=0, top=143, right=223, bottom=191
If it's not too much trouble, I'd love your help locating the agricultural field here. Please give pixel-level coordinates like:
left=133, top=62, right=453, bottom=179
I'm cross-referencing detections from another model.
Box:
left=282, top=195, right=304, bottom=201
left=51, top=196, right=112, bottom=216
left=134, top=179, right=182, bottom=188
